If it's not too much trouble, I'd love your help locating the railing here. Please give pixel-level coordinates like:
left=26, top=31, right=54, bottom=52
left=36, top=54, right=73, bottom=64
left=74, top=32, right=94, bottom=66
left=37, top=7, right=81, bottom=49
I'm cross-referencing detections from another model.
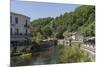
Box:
left=11, top=34, right=29, bottom=38
left=24, top=24, right=29, bottom=28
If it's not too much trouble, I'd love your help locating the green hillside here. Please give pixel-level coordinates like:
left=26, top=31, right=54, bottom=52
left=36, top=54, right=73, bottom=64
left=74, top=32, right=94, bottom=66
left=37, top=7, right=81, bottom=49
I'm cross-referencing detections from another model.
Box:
left=30, top=5, right=95, bottom=39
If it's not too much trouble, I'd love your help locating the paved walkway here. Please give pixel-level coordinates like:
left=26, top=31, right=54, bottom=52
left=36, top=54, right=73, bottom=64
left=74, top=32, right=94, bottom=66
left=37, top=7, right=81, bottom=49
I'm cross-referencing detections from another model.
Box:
left=81, top=44, right=95, bottom=53
left=81, top=44, right=95, bottom=61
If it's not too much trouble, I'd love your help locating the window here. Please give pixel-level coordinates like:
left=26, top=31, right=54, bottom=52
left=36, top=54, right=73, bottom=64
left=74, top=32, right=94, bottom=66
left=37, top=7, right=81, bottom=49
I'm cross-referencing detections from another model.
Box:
left=10, top=16, right=12, bottom=24
left=26, top=20, right=28, bottom=26
left=15, top=17, right=18, bottom=24
left=16, top=29, right=19, bottom=34
left=26, top=20, right=28, bottom=24
left=11, top=28, right=12, bottom=35
left=19, top=33, right=22, bottom=35
left=26, top=30, right=27, bottom=35
left=24, top=20, right=28, bottom=27
left=15, top=28, right=19, bottom=35
left=26, top=20, right=27, bottom=26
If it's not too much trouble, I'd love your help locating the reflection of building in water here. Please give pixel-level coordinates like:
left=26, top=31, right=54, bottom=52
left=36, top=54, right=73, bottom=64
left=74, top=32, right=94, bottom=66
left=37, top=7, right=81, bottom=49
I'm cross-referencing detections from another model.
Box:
left=10, top=12, right=30, bottom=47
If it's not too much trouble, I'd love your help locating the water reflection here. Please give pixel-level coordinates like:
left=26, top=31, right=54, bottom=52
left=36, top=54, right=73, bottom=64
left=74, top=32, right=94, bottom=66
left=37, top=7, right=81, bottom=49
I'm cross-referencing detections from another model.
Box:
left=11, top=46, right=59, bottom=66
left=11, top=45, right=93, bottom=66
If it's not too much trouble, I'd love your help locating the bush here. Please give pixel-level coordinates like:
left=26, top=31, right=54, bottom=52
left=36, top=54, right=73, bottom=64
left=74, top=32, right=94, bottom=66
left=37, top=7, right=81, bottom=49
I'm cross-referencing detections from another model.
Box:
left=57, top=46, right=92, bottom=63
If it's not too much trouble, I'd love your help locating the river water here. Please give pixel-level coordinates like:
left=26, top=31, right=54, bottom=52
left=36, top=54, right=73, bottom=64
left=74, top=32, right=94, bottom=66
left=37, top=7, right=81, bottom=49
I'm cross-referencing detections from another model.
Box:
left=11, top=45, right=61, bottom=66
left=11, top=45, right=94, bottom=67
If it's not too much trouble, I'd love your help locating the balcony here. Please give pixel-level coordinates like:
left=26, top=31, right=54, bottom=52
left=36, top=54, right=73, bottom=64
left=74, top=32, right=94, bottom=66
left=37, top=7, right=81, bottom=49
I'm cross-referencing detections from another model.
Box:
left=24, top=24, right=29, bottom=28
left=11, top=23, right=15, bottom=26
left=10, top=34, right=30, bottom=41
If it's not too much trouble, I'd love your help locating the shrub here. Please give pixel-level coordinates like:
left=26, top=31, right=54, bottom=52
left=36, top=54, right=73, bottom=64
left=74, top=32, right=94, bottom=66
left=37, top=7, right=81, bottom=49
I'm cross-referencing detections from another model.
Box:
left=57, top=46, right=92, bottom=63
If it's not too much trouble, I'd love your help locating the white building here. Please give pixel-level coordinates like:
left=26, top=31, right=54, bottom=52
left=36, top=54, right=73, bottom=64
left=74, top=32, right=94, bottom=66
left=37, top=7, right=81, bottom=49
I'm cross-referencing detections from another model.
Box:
left=10, top=12, right=30, bottom=46
left=71, top=32, right=83, bottom=42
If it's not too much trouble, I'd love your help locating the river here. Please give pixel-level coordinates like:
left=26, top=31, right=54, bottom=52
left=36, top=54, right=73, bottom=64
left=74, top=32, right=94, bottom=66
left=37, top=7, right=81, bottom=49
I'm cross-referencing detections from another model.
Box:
left=11, top=45, right=60, bottom=66
left=11, top=45, right=94, bottom=67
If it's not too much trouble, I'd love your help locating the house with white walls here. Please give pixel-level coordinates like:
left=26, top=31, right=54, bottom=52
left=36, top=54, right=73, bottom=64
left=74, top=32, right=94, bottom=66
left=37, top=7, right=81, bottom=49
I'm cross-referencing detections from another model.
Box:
left=10, top=12, right=30, bottom=46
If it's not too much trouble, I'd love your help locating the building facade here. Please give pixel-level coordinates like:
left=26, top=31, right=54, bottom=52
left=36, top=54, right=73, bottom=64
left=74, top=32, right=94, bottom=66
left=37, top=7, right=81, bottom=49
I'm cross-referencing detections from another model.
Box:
left=71, top=32, right=83, bottom=42
left=10, top=12, right=30, bottom=46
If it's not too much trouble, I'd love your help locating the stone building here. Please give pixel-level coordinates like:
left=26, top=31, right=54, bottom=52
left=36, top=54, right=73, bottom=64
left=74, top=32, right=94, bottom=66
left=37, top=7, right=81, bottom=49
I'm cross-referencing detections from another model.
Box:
left=10, top=12, right=30, bottom=47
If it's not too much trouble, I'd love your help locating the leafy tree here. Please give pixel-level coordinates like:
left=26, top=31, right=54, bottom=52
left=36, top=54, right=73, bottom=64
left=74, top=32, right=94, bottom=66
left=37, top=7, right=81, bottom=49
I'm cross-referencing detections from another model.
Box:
left=41, top=25, right=52, bottom=38
left=30, top=5, right=95, bottom=40
left=54, top=5, right=95, bottom=37
left=33, top=32, right=43, bottom=45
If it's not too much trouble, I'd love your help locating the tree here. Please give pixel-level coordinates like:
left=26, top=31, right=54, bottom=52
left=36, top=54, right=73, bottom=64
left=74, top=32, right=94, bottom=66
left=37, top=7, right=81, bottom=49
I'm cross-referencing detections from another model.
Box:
left=34, top=32, right=43, bottom=45
left=30, top=5, right=95, bottom=39
left=41, top=25, right=52, bottom=38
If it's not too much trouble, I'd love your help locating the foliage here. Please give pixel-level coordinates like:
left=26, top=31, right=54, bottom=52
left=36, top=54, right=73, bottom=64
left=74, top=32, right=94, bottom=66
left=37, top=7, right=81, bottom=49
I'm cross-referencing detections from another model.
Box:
left=57, top=46, right=92, bottom=63
left=41, top=25, right=52, bottom=38
left=33, top=32, right=43, bottom=45
left=30, top=17, right=53, bottom=38
left=55, top=5, right=95, bottom=37
left=63, top=31, right=72, bottom=37
left=80, top=21, right=95, bottom=36
left=30, top=5, right=95, bottom=40
left=31, top=17, right=53, bottom=26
